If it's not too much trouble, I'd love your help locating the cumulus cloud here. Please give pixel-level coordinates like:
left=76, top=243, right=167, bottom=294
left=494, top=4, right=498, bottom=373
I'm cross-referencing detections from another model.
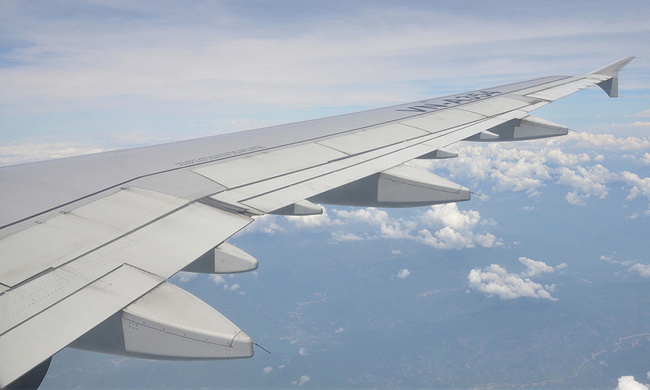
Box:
left=418, top=203, right=502, bottom=249
left=428, top=133, right=650, bottom=213
left=629, top=263, right=650, bottom=278
left=396, top=268, right=411, bottom=279
left=519, top=256, right=556, bottom=277
left=468, top=258, right=560, bottom=301
left=616, top=375, right=649, bottom=390
left=298, top=347, right=308, bottom=356
left=561, top=132, right=650, bottom=151
left=263, top=367, right=273, bottom=374
left=556, top=165, right=613, bottom=206
left=621, top=172, right=650, bottom=215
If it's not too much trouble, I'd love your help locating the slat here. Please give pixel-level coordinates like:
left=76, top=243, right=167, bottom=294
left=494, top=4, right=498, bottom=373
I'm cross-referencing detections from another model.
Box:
left=525, top=78, right=597, bottom=101
left=398, top=109, right=484, bottom=134
left=456, top=96, right=533, bottom=117
left=315, top=123, right=428, bottom=155
left=192, top=143, right=347, bottom=189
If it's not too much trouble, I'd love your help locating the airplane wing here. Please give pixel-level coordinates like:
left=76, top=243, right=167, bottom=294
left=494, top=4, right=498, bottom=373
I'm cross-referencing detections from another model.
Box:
left=0, top=57, right=634, bottom=388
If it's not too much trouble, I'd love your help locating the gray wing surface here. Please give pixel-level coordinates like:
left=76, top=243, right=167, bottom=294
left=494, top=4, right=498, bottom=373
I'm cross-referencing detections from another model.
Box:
left=0, top=57, right=634, bottom=387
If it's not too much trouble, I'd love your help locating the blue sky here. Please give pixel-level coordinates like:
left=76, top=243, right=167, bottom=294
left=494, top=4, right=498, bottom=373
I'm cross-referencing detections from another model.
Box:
left=1, top=1, right=650, bottom=389
left=1, top=1, right=649, bottom=161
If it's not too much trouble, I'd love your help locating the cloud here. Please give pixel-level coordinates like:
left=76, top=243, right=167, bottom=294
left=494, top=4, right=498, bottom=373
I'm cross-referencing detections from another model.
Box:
left=209, top=275, right=226, bottom=285
left=518, top=256, right=556, bottom=277
left=621, top=172, right=650, bottom=215
left=556, top=165, right=613, bottom=206
left=285, top=208, right=344, bottom=228
left=330, top=231, right=363, bottom=242
left=418, top=204, right=502, bottom=249
left=616, top=375, right=649, bottom=390
left=298, top=347, right=308, bottom=356
left=293, top=375, right=311, bottom=386
left=561, top=132, right=650, bottom=151
left=468, top=258, right=560, bottom=301
left=174, top=272, right=197, bottom=283
left=629, top=263, right=650, bottom=278
left=0, top=142, right=105, bottom=166
left=634, top=109, right=650, bottom=118
left=425, top=132, right=650, bottom=214
left=237, top=214, right=284, bottom=235
left=263, top=367, right=273, bottom=374
left=396, top=269, right=411, bottom=280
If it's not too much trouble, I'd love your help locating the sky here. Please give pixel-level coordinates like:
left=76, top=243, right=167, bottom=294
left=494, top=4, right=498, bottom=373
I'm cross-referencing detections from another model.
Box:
left=1, top=1, right=650, bottom=389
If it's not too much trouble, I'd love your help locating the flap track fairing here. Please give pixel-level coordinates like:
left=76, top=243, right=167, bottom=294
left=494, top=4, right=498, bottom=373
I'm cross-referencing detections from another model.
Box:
left=70, top=282, right=254, bottom=360
left=465, top=116, right=568, bottom=142
left=310, top=164, right=470, bottom=208
left=182, top=242, right=258, bottom=274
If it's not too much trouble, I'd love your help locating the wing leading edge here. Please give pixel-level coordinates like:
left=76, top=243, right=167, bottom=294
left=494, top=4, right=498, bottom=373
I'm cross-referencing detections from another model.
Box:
left=0, top=57, right=634, bottom=388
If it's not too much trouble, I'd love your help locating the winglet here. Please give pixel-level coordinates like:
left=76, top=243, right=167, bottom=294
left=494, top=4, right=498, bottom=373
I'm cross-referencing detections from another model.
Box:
left=589, top=56, right=635, bottom=97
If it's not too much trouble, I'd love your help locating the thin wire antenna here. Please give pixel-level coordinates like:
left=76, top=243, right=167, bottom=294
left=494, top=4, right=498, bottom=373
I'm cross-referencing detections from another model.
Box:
left=254, top=342, right=271, bottom=354
left=471, top=190, right=488, bottom=200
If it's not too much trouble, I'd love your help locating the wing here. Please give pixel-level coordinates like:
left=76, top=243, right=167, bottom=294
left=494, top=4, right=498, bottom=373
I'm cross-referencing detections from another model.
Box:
left=0, top=57, right=634, bottom=388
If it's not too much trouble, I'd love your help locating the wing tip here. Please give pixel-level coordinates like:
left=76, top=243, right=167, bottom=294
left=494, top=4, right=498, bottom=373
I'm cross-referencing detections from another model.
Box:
left=589, top=56, right=635, bottom=98
left=589, top=56, right=635, bottom=77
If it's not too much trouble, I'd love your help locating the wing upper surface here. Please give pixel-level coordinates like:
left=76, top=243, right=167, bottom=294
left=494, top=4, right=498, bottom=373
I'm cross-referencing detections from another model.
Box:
left=0, top=57, right=633, bottom=387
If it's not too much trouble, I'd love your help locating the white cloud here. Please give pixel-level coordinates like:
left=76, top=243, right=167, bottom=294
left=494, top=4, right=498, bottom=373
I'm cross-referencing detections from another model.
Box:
left=396, top=269, right=411, bottom=280
left=330, top=231, right=363, bottom=242
left=621, top=172, right=650, bottom=215
left=518, top=256, right=556, bottom=277
left=556, top=165, right=613, bottom=205
left=241, top=203, right=501, bottom=250
left=0, top=142, right=105, bottom=166
left=418, top=203, right=502, bottom=249
left=294, top=375, right=311, bottom=386
left=616, top=375, right=649, bottom=390
left=263, top=367, right=273, bottom=374
left=468, top=259, right=559, bottom=301
left=285, top=208, right=344, bottom=228
left=298, top=347, right=308, bottom=356
left=174, top=272, right=197, bottom=283
left=209, top=275, right=226, bottom=285
left=561, top=132, right=650, bottom=151
left=629, top=263, right=650, bottom=278
left=427, top=133, right=650, bottom=213
left=333, top=208, right=413, bottom=239
left=237, top=214, right=284, bottom=235
left=224, top=283, right=240, bottom=291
